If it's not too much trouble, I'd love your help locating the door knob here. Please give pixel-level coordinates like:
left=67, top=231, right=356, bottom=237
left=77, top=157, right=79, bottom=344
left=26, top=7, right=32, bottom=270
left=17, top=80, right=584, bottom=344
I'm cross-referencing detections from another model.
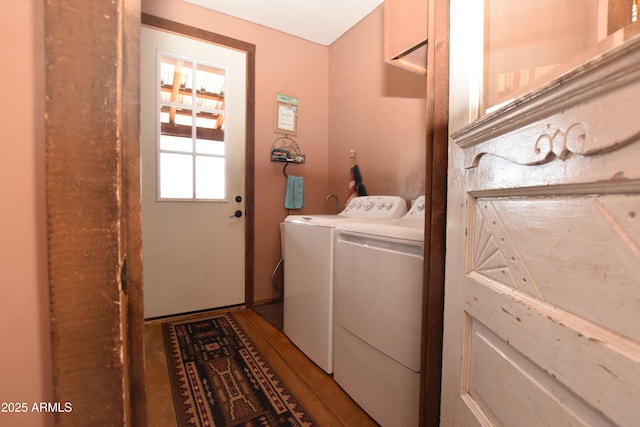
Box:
left=230, top=210, right=243, bottom=218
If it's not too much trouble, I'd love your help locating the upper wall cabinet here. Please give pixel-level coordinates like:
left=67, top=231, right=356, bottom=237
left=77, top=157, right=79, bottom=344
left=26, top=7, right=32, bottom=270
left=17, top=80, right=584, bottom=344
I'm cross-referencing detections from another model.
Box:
left=383, top=0, right=428, bottom=75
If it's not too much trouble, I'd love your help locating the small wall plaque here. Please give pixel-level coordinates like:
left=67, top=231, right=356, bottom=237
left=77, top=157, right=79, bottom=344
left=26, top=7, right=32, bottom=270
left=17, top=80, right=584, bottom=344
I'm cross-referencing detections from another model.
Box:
left=275, top=93, right=298, bottom=135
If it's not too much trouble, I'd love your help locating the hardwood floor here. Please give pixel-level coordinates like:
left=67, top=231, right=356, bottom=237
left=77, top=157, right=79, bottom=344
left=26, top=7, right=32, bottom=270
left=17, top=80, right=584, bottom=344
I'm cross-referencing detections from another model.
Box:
left=144, top=307, right=378, bottom=426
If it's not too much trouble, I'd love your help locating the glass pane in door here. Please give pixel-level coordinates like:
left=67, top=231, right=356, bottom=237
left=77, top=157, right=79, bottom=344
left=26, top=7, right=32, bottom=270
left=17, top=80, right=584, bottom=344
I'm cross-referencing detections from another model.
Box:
left=484, top=0, right=640, bottom=112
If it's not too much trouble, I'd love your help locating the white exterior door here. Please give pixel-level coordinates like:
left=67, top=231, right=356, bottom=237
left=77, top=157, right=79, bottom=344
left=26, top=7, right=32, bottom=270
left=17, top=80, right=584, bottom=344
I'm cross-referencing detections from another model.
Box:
left=441, top=3, right=640, bottom=426
left=141, top=27, right=247, bottom=318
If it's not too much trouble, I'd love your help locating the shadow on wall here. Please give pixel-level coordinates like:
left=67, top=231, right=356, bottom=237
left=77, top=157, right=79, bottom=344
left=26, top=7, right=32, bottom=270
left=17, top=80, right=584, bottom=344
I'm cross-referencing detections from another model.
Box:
left=383, top=63, right=427, bottom=98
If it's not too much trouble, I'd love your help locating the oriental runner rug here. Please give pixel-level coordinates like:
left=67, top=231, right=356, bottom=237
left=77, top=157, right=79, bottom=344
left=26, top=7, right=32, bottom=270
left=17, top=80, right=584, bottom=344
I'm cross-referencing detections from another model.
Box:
left=163, top=312, right=315, bottom=427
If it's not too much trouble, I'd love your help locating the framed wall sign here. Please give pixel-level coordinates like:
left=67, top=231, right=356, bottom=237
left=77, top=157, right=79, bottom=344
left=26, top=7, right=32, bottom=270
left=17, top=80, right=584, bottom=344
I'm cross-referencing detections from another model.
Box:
left=275, top=93, right=298, bottom=135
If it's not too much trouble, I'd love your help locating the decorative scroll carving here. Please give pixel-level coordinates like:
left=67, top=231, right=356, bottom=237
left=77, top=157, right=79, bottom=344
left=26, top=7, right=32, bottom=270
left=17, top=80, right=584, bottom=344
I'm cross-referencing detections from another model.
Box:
left=465, top=122, right=640, bottom=169
left=533, top=123, right=587, bottom=163
left=454, top=36, right=640, bottom=171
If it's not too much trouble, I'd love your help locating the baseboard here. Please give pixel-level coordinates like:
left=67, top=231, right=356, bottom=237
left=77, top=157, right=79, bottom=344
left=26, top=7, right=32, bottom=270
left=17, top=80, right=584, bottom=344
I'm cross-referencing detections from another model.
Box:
left=253, top=295, right=283, bottom=306
left=143, top=304, right=246, bottom=325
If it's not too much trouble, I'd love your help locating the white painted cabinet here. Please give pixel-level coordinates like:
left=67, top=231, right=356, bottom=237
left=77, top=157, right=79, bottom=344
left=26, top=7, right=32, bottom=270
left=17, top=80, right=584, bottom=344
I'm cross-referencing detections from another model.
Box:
left=383, top=0, right=428, bottom=74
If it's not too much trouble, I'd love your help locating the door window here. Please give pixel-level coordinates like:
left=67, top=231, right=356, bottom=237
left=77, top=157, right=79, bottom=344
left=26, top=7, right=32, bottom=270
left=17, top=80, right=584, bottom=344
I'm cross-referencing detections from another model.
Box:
left=157, top=54, right=227, bottom=200
left=481, top=0, right=640, bottom=115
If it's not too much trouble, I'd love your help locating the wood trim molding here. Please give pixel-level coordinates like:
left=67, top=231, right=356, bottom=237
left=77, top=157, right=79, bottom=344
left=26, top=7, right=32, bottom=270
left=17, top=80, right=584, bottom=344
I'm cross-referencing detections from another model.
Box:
left=46, top=0, right=143, bottom=424
left=454, top=35, right=640, bottom=173
left=419, top=0, right=449, bottom=425
left=453, top=35, right=640, bottom=149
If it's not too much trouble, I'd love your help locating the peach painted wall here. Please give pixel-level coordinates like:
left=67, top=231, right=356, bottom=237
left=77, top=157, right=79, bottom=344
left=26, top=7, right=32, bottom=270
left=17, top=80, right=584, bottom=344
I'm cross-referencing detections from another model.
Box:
left=0, top=1, right=53, bottom=426
left=142, top=0, right=330, bottom=302
left=141, top=1, right=427, bottom=303
left=328, top=6, right=427, bottom=207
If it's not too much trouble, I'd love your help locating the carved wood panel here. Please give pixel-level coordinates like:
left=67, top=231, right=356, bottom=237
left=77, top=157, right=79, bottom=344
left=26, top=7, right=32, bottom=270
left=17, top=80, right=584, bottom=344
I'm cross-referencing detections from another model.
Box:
left=471, top=194, right=640, bottom=341
left=448, top=35, right=640, bottom=427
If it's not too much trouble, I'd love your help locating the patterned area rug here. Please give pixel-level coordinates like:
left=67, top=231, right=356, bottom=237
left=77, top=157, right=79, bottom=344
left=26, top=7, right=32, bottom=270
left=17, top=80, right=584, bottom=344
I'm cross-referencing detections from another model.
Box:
left=163, top=312, right=315, bottom=427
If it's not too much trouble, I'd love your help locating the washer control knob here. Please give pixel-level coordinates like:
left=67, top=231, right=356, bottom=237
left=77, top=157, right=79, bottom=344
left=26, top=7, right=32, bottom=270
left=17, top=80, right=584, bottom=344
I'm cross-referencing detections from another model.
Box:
left=363, top=201, right=373, bottom=210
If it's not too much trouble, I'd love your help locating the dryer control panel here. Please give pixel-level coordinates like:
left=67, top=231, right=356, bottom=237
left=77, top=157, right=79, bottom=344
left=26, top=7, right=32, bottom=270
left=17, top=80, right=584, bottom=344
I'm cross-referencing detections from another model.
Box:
left=405, top=195, right=426, bottom=220
left=342, top=196, right=407, bottom=218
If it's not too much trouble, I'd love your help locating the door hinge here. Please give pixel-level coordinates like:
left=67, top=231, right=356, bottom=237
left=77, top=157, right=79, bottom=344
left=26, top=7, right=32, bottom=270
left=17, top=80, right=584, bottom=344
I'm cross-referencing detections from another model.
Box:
left=120, top=256, right=128, bottom=295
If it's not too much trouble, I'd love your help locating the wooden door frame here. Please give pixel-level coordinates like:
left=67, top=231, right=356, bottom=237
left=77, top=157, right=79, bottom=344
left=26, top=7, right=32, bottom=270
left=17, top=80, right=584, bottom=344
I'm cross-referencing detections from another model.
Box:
left=420, top=0, right=449, bottom=425
left=139, top=13, right=257, bottom=311
left=46, top=0, right=144, bottom=425
left=45, top=3, right=255, bottom=424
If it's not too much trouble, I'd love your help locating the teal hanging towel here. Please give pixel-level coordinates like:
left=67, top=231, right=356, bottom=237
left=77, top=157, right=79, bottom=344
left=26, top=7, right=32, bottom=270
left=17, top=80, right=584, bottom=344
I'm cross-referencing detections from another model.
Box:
left=285, top=175, right=304, bottom=209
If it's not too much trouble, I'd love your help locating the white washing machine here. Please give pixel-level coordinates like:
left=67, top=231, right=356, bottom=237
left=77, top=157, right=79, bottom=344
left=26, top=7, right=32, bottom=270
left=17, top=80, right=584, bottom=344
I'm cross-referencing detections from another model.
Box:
left=283, top=195, right=407, bottom=374
left=333, top=196, right=426, bottom=426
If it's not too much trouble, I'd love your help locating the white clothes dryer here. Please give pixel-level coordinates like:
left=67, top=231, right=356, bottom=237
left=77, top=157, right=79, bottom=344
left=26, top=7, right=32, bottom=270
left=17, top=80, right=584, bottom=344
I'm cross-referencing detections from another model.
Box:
left=333, top=196, right=426, bottom=426
left=283, top=196, right=407, bottom=374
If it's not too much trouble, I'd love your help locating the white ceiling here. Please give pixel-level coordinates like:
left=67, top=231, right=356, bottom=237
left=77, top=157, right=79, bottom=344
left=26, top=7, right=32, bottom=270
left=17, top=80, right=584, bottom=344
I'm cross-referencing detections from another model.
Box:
left=183, top=0, right=384, bottom=46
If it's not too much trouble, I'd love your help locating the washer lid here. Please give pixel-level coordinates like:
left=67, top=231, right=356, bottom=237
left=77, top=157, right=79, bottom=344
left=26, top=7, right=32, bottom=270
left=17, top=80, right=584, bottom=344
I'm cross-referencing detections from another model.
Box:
left=284, top=214, right=349, bottom=227
left=335, top=195, right=426, bottom=241
left=336, top=219, right=425, bottom=241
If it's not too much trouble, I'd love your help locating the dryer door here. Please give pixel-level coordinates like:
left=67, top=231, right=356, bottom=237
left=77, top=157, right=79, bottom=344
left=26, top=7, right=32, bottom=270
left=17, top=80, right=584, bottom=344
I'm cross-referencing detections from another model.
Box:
left=334, top=231, right=423, bottom=372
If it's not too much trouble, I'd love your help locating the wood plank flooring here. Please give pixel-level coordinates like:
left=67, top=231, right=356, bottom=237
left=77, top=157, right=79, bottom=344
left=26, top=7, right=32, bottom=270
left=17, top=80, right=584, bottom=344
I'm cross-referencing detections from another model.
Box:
left=144, top=307, right=378, bottom=426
